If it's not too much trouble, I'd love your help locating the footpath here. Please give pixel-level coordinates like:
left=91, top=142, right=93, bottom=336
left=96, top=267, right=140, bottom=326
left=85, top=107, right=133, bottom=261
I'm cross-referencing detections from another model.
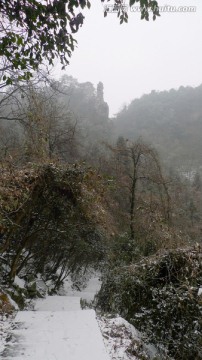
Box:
left=2, top=279, right=110, bottom=360
left=0, top=278, right=110, bottom=360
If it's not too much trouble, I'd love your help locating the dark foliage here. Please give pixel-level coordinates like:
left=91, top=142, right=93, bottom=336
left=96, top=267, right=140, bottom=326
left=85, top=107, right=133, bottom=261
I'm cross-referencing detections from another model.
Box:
left=97, top=247, right=202, bottom=359
left=0, top=1, right=159, bottom=84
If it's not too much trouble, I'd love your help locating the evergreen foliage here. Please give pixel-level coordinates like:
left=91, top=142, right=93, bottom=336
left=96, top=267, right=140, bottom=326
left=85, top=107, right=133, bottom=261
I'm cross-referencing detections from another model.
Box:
left=0, top=1, right=159, bottom=85
left=97, top=247, right=202, bottom=359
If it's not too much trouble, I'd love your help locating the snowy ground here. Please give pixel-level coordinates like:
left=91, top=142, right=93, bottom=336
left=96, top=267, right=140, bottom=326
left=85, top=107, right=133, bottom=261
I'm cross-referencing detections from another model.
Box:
left=3, top=310, right=110, bottom=359
left=0, top=276, right=153, bottom=360
left=61, top=275, right=102, bottom=301
left=0, top=315, right=15, bottom=355
left=98, top=316, right=143, bottom=360
left=1, top=294, right=110, bottom=360
left=97, top=315, right=157, bottom=360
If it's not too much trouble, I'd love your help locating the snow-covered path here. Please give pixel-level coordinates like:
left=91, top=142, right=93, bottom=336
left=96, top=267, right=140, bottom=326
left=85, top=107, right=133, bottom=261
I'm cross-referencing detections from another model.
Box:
left=2, top=295, right=110, bottom=360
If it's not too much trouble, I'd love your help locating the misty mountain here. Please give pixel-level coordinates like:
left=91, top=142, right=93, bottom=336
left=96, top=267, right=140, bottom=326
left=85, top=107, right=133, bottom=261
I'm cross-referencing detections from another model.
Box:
left=114, top=84, right=202, bottom=170
left=0, top=75, right=113, bottom=164
left=53, top=75, right=113, bottom=163
left=58, top=75, right=110, bottom=132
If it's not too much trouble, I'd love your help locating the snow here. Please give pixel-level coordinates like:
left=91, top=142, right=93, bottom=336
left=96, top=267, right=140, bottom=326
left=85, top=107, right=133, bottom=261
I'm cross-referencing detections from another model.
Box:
left=198, top=286, right=202, bottom=296
left=4, top=310, right=110, bottom=360
left=1, top=289, right=110, bottom=360
left=0, top=276, right=149, bottom=360
left=0, top=315, right=14, bottom=355
left=60, top=275, right=101, bottom=301
left=97, top=315, right=150, bottom=360
left=34, top=296, right=81, bottom=311
left=14, top=276, right=25, bottom=289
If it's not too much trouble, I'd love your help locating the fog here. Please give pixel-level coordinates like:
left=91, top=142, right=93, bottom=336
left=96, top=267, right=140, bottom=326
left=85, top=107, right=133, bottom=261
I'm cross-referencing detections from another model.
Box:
left=1, top=3, right=202, bottom=358
left=52, top=0, right=202, bottom=116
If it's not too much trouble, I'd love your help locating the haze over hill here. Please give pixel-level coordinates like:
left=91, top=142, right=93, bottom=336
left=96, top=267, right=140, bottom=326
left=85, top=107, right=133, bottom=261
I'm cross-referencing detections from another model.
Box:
left=1, top=1, right=202, bottom=358
left=114, top=84, right=202, bottom=170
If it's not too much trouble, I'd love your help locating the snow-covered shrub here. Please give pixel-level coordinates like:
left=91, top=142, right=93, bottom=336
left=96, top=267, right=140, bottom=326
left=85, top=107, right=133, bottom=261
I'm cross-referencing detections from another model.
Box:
left=97, top=247, right=202, bottom=359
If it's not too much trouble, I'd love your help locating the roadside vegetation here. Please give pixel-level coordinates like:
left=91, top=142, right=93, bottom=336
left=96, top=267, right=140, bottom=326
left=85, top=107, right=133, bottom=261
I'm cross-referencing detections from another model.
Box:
left=0, top=77, right=202, bottom=359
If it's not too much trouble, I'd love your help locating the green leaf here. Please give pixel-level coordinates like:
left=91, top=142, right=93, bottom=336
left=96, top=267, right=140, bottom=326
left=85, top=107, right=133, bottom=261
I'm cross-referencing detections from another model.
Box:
left=6, top=78, right=13, bottom=85
left=145, top=11, right=149, bottom=21
left=17, top=37, right=23, bottom=46
left=129, top=0, right=136, bottom=6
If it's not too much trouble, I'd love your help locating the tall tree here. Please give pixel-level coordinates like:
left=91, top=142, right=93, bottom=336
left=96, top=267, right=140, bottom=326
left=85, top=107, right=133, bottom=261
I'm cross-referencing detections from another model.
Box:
left=12, top=83, right=78, bottom=162
left=111, top=139, right=170, bottom=241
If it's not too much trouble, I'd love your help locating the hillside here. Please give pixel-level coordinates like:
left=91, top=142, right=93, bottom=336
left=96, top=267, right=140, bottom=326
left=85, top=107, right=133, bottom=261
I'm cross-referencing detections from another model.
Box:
left=114, top=85, right=202, bottom=170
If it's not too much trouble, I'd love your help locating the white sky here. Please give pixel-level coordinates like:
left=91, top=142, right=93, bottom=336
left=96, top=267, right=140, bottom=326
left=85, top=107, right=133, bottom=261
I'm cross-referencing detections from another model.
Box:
left=54, top=0, right=202, bottom=116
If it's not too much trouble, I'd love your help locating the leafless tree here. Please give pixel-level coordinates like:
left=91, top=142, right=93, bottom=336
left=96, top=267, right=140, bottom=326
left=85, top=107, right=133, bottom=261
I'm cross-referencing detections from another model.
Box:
left=110, top=138, right=171, bottom=241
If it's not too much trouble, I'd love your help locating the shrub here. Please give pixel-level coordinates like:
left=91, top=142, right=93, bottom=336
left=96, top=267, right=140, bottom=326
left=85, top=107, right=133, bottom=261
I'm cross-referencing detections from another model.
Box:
left=0, top=163, right=113, bottom=284
left=0, top=291, right=16, bottom=317
left=97, top=247, right=202, bottom=359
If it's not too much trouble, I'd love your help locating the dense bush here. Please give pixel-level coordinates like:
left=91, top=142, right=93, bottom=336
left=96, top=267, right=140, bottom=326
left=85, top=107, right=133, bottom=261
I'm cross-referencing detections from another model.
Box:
left=97, top=247, right=202, bottom=359
left=0, top=163, right=112, bottom=286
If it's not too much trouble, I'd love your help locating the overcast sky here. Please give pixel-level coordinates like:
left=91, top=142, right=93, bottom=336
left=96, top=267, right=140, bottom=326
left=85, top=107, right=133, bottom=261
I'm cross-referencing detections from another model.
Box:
left=54, top=0, right=202, bottom=117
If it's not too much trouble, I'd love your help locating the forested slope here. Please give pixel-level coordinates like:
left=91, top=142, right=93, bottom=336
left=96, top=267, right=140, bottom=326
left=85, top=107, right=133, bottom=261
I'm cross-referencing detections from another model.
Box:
left=114, top=85, right=202, bottom=170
